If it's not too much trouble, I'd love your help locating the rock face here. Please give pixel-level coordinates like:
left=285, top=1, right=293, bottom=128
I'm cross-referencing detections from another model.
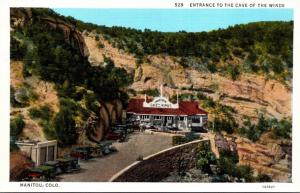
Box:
left=87, top=100, right=123, bottom=142
left=84, top=32, right=291, bottom=121
left=10, top=8, right=89, bottom=57
left=235, top=134, right=291, bottom=182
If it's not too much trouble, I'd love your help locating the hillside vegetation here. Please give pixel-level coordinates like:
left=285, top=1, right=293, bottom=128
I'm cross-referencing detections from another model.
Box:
left=67, top=15, right=293, bottom=82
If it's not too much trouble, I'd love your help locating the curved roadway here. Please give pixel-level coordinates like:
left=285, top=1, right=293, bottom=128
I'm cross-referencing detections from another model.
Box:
left=59, top=132, right=173, bottom=182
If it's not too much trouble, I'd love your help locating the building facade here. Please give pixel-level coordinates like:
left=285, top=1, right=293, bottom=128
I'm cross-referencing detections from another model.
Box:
left=127, top=86, right=208, bottom=132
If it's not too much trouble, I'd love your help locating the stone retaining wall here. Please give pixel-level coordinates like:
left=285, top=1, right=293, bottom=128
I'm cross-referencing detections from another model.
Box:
left=110, top=139, right=210, bottom=182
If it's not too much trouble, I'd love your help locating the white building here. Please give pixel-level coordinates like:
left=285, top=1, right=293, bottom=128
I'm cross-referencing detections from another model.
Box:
left=127, top=86, right=208, bottom=131
left=16, top=140, right=57, bottom=166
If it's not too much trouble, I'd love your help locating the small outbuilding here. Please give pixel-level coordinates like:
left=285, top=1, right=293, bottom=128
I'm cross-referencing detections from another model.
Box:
left=15, top=140, right=58, bottom=166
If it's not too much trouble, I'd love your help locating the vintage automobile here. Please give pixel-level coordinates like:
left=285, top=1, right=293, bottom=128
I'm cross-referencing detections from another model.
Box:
left=43, top=161, right=62, bottom=175
left=25, top=165, right=56, bottom=181
left=105, top=126, right=127, bottom=141
left=70, top=146, right=93, bottom=160
left=56, top=157, right=80, bottom=173
left=98, top=141, right=117, bottom=155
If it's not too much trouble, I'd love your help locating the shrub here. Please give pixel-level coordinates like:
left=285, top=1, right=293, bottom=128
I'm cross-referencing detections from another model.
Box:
left=235, top=165, right=254, bottom=182
left=10, top=37, right=26, bottom=60
left=196, top=143, right=216, bottom=173
left=54, top=105, right=78, bottom=147
left=207, top=62, right=217, bottom=73
left=95, top=34, right=100, bottom=41
left=271, top=118, right=292, bottom=139
left=201, top=97, right=216, bottom=108
left=227, top=64, right=241, bottom=80
left=29, top=105, right=53, bottom=121
left=256, top=173, right=272, bottom=182
left=172, top=132, right=199, bottom=146
left=97, top=42, right=105, bottom=48
left=84, top=92, right=100, bottom=114
left=14, top=88, right=29, bottom=105
left=10, top=114, right=25, bottom=138
left=40, top=121, right=57, bottom=140
left=10, top=139, right=19, bottom=152
left=185, top=132, right=199, bottom=141
left=140, top=89, right=159, bottom=97
left=172, top=136, right=186, bottom=145
left=238, top=115, right=292, bottom=142
left=10, top=86, right=20, bottom=107
left=212, top=118, right=236, bottom=134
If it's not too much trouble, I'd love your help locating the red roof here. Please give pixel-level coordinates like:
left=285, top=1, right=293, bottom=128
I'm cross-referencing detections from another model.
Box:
left=127, top=98, right=208, bottom=116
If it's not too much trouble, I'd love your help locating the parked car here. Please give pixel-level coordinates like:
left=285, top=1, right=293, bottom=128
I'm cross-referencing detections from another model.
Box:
left=98, top=141, right=117, bottom=155
left=106, top=125, right=128, bottom=141
left=43, top=161, right=62, bottom=175
left=70, top=146, right=93, bottom=160
left=56, top=157, right=80, bottom=173
left=25, top=165, right=56, bottom=181
left=166, top=125, right=179, bottom=131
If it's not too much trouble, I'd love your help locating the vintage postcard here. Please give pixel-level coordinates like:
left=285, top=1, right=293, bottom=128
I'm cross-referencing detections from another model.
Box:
left=0, top=0, right=300, bottom=192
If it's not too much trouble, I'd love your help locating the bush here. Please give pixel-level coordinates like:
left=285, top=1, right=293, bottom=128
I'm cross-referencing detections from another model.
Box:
left=10, top=139, right=19, bottom=152
left=172, top=132, right=199, bottom=146
left=140, top=89, right=159, bottom=97
left=235, top=165, right=254, bottom=182
left=54, top=104, right=78, bottom=147
left=212, top=118, right=236, bottom=134
left=10, top=86, right=21, bottom=107
left=172, top=136, right=187, bottom=145
left=29, top=105, right=53, bottom=121
left=95, top=34, right=100, bottom=41
left=97, top=42, right=105, bottom=48
left=40, top=121, right=57, bottom=140
left=185, top=132, right=199, bottom=141
left=84, top=92, right=100, bottom=114
left=196, top=143, right=216, bottom=173
left=10, top=114, right=25, bottom=138
left=238, top=115, right=292, bottom=142
left=227, top=64, right=241, bottom=80
left=14, top=88, right=29, bottom=105
left=256, top=173, right=272, bottom=182
left=271, top=118, right=292, bottom=139
left=10, top=37, right=26, bottom=60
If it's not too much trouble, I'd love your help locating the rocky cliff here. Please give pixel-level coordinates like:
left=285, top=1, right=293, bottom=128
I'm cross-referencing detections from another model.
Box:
left=84, top=32, right=291, bottom=121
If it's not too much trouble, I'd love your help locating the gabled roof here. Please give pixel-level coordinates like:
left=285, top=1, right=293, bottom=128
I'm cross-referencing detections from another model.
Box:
left=127, top=98, right=208, bottom=116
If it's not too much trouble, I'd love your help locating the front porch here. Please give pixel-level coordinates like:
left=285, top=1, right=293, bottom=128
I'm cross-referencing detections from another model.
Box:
left=132, top=114, right=207, bottom=131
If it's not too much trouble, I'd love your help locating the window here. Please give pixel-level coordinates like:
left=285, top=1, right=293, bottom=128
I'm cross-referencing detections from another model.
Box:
left=154, top=116, right=161, bottom=120
left=192, top=116, right=200, bottom=122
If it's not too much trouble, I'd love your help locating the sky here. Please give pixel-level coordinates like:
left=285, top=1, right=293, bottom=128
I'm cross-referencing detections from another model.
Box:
left=53, top=9, right=293, bottom=32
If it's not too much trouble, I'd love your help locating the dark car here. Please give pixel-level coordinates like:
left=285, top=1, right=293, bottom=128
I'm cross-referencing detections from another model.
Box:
left=43, top=161, right=62, bottom=175
left=98, top=141, right=117, bottom=155
left=25, top=165, right=56, bottom=181
left=56, top=157, right=80, bottom=173
left=70, top=146, right=93, bottom=160
left=105, top=127, right=126, bottom=141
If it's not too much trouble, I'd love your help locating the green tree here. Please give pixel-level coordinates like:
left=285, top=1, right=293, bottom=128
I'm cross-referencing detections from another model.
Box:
left=54, top=107, right=78, bottom=147
left=10, top=114, right=25, bottom=138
